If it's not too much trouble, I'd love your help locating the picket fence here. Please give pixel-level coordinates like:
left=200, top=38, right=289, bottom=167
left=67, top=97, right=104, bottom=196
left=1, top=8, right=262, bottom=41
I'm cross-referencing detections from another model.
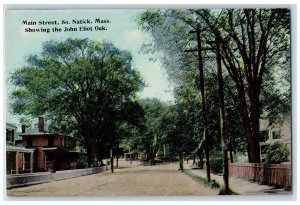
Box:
left=229, top=163, right=291, bottom=188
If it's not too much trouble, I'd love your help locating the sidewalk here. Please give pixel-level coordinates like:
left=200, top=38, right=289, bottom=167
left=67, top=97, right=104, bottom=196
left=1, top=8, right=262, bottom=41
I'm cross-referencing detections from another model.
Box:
left=184, top=162, right=291, bottom=195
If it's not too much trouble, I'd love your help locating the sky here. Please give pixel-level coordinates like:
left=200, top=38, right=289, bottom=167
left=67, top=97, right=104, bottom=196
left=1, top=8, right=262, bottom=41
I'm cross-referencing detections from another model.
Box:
left=5, top=9, right=174, bottom=126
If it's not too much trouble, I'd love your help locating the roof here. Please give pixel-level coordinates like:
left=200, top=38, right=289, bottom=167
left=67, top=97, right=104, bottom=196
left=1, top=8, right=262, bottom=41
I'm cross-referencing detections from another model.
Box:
left=6, top=123, right=17, bottom=130
left=20, top=132, right=57, bottom=136
left=6, top=144, right=34, bottom=153
left=42, top=146, right=82, bottom=154
left=20, top=132, right=75, bottom=139
left=260, top=114, right=291, bottom=130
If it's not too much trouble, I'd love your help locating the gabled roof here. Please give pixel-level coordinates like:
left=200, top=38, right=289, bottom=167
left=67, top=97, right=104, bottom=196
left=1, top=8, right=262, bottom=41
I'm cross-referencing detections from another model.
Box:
left=260, top=114, right=291, bottom=130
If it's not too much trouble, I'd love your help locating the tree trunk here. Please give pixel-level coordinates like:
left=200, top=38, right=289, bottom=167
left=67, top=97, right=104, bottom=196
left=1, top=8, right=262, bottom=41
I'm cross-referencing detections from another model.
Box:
left=179, top=152, right=184, bottom=170
left=248, top=85, right=262, bottom=163
left=229, top=148, right=234, bottom=163
left=86, top=149, right=94, bottom=168
left=110, top=148, right=114, bottom=173
left=199, top=156, right=204, bottom=169
left=204, top=146, right=211, bottom=181
left=247, top=132, right=261, bottom=163
left=234, top=81, right=261, bottom=163
left=85, top=137, right=96, bottom=168
left=116, top=155, right=119, bottom=168
left=196, top=24, right=211, bottom=181
left=197, top=149, right=204, bottom=169
left=216, top=36, right=230, bottom=193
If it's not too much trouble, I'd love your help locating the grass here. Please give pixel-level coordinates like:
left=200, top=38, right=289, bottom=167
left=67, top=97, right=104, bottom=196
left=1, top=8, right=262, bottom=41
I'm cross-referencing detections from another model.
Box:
left=181, top=168, right=239, bottom=195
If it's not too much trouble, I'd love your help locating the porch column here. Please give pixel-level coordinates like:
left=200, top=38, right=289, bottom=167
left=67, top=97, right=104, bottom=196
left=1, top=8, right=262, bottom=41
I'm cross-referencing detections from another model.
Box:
left=15, top=151, right=19, bottom=174
left=30, top=152, right=33, bottom=173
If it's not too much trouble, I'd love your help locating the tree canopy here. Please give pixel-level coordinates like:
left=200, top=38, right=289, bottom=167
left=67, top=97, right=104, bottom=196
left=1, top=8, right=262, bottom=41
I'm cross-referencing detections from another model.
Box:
left=11, top=38, right=144, bottom=166
left=138, top=8, right=291, bottom=163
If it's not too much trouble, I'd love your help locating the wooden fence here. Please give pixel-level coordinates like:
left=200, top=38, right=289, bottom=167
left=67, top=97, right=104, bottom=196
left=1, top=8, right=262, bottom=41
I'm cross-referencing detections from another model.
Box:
left=229, top=163, right=292, bottom=188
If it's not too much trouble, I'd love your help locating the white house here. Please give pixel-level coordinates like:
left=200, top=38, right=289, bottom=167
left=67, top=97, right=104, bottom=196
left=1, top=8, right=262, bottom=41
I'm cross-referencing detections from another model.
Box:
left=259, top=116, right=291, bottom=162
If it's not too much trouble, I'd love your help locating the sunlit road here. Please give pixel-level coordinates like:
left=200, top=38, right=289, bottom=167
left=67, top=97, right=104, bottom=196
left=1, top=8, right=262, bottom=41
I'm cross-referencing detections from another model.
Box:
left=7, top=160, right=218, bottom=196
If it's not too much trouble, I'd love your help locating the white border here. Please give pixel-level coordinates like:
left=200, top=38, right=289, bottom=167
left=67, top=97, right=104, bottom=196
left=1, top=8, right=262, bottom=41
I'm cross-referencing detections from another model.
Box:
left=1, top=1, right=299, bottom=205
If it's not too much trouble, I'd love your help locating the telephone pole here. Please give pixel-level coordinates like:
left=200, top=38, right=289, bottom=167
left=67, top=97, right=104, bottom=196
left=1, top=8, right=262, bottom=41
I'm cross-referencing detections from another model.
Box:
left=185, top=24, right=212, bottom=181
left=186, top=26, right=230, bottom=191
left=209, top=35, right=230, bottom=193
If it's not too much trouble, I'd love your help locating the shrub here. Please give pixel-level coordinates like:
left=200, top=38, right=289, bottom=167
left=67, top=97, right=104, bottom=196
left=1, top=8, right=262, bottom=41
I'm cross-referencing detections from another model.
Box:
left=77, top=155, right=88, bottom=168
left=210, top=151, right=223, bottom=173
left=266, top=141, right=290, bottom=164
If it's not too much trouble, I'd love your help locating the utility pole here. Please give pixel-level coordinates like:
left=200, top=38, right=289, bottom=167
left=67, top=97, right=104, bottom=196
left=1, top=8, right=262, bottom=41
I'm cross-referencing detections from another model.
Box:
left=116, top=138, right=119, bottom=169
left=186, top=26, right=230, bottom=191
left=209, top=35, right=230, bottom=193
left=185, top=24, right=211, bottom=181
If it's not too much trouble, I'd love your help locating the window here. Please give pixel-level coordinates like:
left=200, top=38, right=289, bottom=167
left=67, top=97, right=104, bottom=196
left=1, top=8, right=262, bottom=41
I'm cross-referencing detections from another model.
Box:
left=272, top=130, right=281, bottom=139
left=260, top=130, right=269, bottom=142
left=48, top=137, right=54, bottom=146
left=6, top=129, right=14, bottom=143
left=27, top=138, right=33, bottom=147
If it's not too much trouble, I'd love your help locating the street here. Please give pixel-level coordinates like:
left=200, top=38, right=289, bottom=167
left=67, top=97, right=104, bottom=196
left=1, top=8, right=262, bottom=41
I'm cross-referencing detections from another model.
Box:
left=7, top=160, right=218, bottom=196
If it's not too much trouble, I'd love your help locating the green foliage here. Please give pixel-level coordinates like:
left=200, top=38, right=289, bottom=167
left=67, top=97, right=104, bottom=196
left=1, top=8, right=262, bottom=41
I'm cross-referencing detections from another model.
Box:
left=183, top=169, right=220, bottom=189
left=210, top=151, right=224, bottom=173
left=10, top=38, right=144, bottom=166
left=183, top=169, right=239, bottom=195
left=137, top=10, right=163, bottom=30
left=138, top=8, right=291, bottom=163
left=77, top=155, right=88, bottom=168
left=266, top=141, right=290, bottom=164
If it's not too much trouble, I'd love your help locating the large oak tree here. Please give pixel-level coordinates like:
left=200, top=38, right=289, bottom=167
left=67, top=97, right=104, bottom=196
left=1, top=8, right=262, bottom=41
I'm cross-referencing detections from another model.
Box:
left=10, top=38, right=144, bottom=167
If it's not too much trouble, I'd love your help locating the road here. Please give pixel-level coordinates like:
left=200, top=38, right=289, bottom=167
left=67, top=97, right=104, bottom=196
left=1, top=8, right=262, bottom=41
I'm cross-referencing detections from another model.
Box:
left=7, top=160, right=218, bottom=196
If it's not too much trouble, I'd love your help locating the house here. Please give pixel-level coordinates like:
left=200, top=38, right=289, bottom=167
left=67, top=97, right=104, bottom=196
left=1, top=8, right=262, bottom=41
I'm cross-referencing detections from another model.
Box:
left=6, top=123, right=34, bottom=174
left=20, top=117, right=81, bottom=172
left=259, top=116, right=291, bottom=162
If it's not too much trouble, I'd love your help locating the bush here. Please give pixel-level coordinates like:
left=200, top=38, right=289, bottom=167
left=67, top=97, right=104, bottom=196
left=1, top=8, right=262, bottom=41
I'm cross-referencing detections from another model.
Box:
left=210, top=151, right=223, bottom=173
left=266, top=141, right=290, bottom=164
left=77, top=155, right=88, bottom=168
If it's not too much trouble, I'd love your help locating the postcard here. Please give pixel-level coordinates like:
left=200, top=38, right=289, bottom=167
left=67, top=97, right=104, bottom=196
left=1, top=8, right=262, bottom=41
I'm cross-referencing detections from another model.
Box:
left=4, top=8, right=293, bottom=198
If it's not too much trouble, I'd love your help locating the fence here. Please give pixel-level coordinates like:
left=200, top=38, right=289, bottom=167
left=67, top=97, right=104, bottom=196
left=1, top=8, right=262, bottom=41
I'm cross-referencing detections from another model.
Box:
left=229, top=163, right=291, bottom=188
left=7, top=165, right=110, bottom=189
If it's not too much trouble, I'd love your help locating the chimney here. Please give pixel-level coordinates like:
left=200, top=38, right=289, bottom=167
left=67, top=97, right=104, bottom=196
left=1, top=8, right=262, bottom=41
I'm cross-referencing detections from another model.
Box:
left=38, top=117, right=45, bottom=132
left=22, top=124, right=26, bottom=133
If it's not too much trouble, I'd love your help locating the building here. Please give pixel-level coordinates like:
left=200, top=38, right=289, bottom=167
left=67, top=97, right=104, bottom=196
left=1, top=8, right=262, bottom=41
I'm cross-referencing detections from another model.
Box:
left=6, top=123, right=34, bottom=174
left=259, top=116, right=291, bottom=162
left=20, top=117, right=81, bottom=172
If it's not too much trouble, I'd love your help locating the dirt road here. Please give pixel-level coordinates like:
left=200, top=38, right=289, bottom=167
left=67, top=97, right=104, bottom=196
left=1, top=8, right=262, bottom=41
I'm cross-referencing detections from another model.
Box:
left=7, top=160, right=218, bottom=196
